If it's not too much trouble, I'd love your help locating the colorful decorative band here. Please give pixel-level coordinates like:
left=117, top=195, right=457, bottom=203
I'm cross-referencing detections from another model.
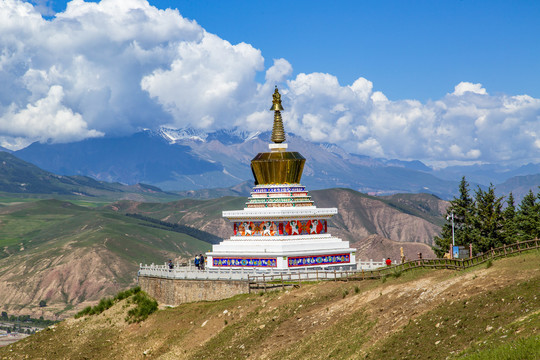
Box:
left=251, top=192, right=309, bottom=198
left=246, top=203, right=313, bottom=208
left=252, top=186, right=305, bottom=193
left=288, top=253, right=350, bottom=267
left=233, top=219, right=327, bottom=236
left=212, top=257, right=277, bottom=267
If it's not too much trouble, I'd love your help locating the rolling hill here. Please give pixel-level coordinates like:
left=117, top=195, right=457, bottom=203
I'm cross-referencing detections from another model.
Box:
left=0, top=199, right=213, bottom=320
left=0, top=187, right=445, bottom=321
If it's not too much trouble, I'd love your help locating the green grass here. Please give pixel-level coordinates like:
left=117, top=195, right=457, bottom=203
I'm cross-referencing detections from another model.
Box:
left=0, top=199, right=211, bottom=291
left=458, top=335, right=540, bottom=359
left=369, top=277, right=540, bottom=359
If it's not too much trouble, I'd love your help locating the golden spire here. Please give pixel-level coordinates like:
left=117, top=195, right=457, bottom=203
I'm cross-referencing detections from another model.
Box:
left=270, top=86, right=286, bottom=143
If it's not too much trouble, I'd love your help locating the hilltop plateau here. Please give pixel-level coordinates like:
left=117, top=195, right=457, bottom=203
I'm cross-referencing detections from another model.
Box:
left=1, top=251, right=538, bottom=359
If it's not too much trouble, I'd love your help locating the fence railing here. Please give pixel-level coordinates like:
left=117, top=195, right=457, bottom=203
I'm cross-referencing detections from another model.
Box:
left=138, top=258, right=390, bottom=281
left=247, top=238, right=539, bottom=291
left=138, top=239, right=539, bottom=292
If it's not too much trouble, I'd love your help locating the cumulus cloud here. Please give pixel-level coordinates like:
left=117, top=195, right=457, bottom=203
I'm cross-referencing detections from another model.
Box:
left=284, top=74, right=540, bottom=164
left=1, top=0, right=540, bottom=166
left=0, top=85, right=103, bottom=143
left=452, top=82, right=488, bottom=96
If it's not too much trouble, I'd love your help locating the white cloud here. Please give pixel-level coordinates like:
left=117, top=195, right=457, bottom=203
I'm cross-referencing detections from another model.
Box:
left=452, top=82, right=488, bottom=96
left=265, top=58, right=292, bottom=84
left=1, top=1, right=540, bottom=166
left=141, top=32, right=264, bottom=129
left=0, top=85, right=103, bottom=148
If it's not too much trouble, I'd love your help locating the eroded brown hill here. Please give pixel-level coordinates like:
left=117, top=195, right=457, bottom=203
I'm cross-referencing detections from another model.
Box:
left=110, top=188, right=446, bottom=261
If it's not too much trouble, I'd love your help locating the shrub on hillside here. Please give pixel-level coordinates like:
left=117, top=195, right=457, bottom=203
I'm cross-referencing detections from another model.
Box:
left=74, top=286, right=155, bottom=323
left=125, top=292, right=158, bottom=323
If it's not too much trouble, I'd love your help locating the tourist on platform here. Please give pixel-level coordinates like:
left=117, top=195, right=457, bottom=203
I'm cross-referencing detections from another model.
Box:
left=195, top=255, right=200, bottom=270
left=200, top=254, right=205, bottom=270
left=168, top=259, right=174, bottom=270
left=385, top=258, right=392, bottom=266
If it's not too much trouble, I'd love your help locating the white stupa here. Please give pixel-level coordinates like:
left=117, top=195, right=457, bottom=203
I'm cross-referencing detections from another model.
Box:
left=206, top=87, right=356, bottom=270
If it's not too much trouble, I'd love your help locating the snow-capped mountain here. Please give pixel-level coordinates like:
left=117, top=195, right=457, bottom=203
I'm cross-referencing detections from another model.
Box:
left=10, top=127, right=540, bottom=200
left=158, top=127, right=262, bottom=145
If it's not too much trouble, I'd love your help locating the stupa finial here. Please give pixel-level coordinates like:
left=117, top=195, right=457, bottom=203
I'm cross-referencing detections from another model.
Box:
left=270, top=86, right=286, bottom=143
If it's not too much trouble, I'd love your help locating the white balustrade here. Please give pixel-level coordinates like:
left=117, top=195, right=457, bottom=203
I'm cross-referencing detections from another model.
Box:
left=138, top=258, right=391, bottom=282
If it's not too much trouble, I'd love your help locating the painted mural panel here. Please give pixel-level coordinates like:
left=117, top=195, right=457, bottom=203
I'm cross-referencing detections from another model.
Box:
left=233, top=220, right=327, bottom=236
left=287, top=253, right=350, bottom=267
left=212, top=257, right=277, bottom=267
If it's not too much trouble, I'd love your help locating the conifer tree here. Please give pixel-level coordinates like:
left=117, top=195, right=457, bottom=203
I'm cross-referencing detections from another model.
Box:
left=433, top=177, right=474, bottom=257
left=502, top=192, right=517, bottom=244
left=515, top=189, right=540, bottom=241
left=472, top=184, right=504, bottom=253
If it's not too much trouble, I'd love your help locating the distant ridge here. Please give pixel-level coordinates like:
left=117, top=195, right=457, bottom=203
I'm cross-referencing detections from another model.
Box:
left=11, top=129, right=461, bottom=198
left=0, top=151, right=178, bottom=202
left=8, top=128, right=540, bottom=200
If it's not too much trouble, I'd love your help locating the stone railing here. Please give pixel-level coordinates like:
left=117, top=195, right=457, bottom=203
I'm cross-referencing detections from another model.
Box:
left=358, top=259, right=397, bottom=270
left=138, top=257, right=389, bottom=282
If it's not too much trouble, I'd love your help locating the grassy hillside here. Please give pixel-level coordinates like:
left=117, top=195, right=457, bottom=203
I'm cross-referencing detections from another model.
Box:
left=0, top=200, right=211, bottom=319
left=0, top=151, right=182, bottom=203
left=1, top=250, right=538, bottom=359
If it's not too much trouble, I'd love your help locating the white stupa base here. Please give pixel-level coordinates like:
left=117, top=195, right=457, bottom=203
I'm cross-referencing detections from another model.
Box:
left=206, top=235, right=356, bottom=270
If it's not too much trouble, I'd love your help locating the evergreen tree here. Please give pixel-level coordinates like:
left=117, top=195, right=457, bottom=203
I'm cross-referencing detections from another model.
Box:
left=472, top=184, right=504, bottom=253
left=502, top=192, right=517, bottom=244
left=433, top=177, right=475, bottom=257
left=516, top=189, right=540, bottom=241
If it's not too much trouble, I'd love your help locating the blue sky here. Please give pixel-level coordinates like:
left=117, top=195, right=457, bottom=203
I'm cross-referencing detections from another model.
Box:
left=41, top=0, right=540, bottom=101
left=2, top=0, right=540, bottom=166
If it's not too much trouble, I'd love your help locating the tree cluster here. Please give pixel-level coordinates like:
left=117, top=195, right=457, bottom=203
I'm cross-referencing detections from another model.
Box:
left=433, top=177, right=540, bottom=257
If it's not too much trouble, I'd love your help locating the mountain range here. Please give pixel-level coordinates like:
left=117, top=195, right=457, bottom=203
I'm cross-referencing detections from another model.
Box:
left=11, top=128, right=540, bottom=200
